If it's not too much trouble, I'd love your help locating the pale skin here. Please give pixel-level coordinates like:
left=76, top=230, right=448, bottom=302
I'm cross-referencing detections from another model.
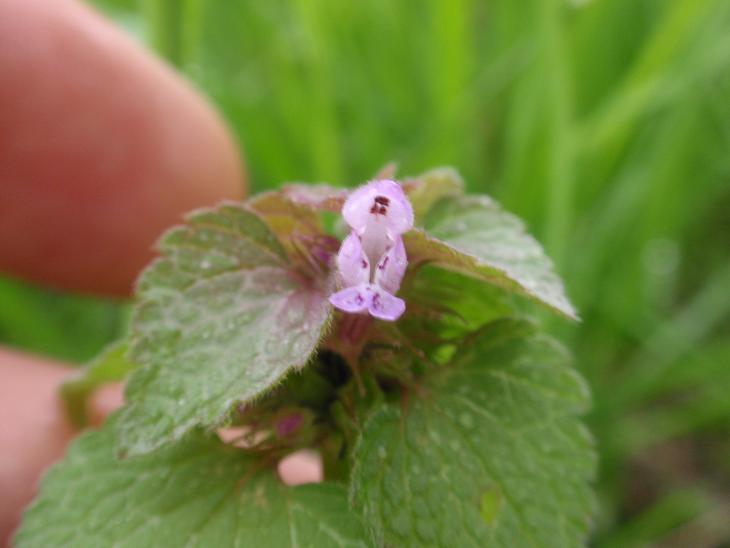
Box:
left=0, top=1, right=317, bottom=543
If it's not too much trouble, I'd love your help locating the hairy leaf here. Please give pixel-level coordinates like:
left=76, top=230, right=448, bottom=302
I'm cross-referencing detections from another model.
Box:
left=16, top=423, right=368, bottom=547
left=248, top=191, right=324, bottom=244
left=282, top=183, right=349, bottom=212
left=117, top=203, right=332, bottom=456
left=402, top=167, right=464, bottom=222
left=405, top=196, right=577, bottom=319
left=399, top=266, right=512, bottom=357
left=350, top=319, right=595, bottom=547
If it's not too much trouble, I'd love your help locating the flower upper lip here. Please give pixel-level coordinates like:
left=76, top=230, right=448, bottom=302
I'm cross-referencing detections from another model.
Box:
left=342, top=179, right=414, bottom=239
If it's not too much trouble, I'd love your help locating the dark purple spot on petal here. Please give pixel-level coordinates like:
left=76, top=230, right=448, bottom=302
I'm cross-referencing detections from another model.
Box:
left=361, top=260, right=368, bottom=269
left=378, top=256, right=389, bottom=270
left=370, top=198, right=389, bottom=216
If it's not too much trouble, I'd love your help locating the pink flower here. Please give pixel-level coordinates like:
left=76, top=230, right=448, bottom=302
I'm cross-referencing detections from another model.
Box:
left=329, top=180, right=413, bottom=321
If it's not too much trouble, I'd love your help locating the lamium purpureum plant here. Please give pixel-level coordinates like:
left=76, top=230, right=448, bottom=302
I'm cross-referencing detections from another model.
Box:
left=16, top=168, right=596, bottom=547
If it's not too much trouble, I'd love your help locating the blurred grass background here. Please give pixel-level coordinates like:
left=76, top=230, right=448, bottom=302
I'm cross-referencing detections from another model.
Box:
left=2, top=0, right=729, bottom=544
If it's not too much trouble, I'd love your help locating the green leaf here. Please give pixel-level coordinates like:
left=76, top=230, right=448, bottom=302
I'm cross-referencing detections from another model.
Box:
left=248, top=190, right=341, bottom=270
left=117, top=203, right=332, bottom=456
left=350, top=319, right=595, bottom=547
left=402, top=167, right=465, bottom=222
left=399, top=266, right=513, bottom=357
left=249, top=191, right=326, bottom=244
left=282, top=183, right=349, bottom=212
left=61, top=341, right=135, bottom=427
left=16, top=422, right=369, bottom=548
left=404, top=196, right=578, bottom=319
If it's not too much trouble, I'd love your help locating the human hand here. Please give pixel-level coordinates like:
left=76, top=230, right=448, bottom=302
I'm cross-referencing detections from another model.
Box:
left=1, top=0, right=252, bottom=543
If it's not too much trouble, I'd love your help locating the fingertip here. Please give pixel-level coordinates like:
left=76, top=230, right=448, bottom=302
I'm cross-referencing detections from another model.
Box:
left=88, top=383, right=125, bottom=427
left=0, top=348, right=75, bottom=543
left=0, top=0, right=246, bottom=297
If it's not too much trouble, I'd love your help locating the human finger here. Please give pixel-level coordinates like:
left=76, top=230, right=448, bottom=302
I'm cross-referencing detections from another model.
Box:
left=0, top=0, right=246, bottom=297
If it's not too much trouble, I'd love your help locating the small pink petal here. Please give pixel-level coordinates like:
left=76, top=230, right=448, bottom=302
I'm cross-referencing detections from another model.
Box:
left=336, top=232, right=370, bottom=287
left=217, top=426, right=253, bottom=448
left=368, top=288, right=406, bottom=321
left=342, top=179, right=414, bottom=237
left=374, top=237, right=407, bottom=294
left=329, top=284, right=371, bottom=314
left=278, top=450, right=323, bottom=485
left=341, top=184, right=374, bottom=234
left=370, top=179, right=413, bottom=236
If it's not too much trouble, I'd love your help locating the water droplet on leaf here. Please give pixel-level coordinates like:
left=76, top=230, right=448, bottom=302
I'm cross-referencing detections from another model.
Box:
left=480, top=485, right=503, bottom=525
left=459, top=413, right=475, bottom=429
